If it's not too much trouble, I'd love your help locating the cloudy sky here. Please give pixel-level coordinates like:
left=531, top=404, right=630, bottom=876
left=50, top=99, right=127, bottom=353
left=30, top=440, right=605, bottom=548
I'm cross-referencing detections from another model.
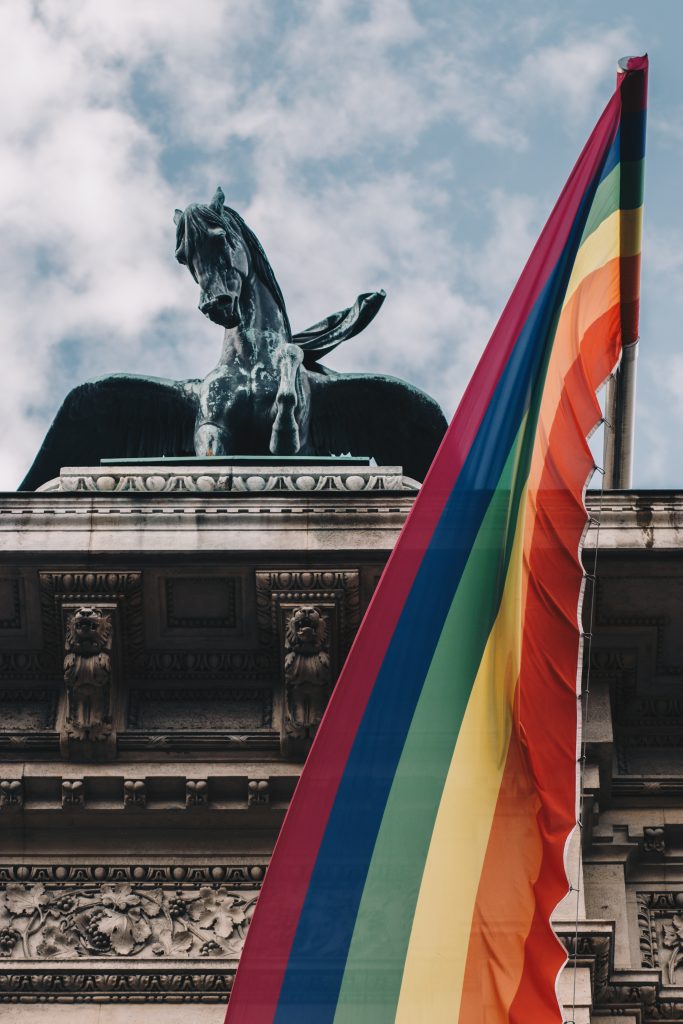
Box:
left=1, top=0, right=680, bottom=489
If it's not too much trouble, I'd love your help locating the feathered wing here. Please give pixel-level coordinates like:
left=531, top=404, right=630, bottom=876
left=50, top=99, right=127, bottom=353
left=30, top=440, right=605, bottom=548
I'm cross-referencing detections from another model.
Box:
left=308, top=372, right=447, bottom=482
left=293, top=291, right=386, bottom=368
left=19, top=374, right=198, bottom=490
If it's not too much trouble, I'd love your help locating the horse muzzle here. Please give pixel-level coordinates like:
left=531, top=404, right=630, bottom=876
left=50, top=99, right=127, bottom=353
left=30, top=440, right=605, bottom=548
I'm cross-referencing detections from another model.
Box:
left=199, top=294, right=240, bottom=328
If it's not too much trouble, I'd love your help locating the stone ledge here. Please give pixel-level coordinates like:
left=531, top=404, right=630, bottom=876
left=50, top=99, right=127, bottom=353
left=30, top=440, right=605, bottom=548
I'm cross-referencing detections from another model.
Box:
left=38, top=463, right=419, bottom=495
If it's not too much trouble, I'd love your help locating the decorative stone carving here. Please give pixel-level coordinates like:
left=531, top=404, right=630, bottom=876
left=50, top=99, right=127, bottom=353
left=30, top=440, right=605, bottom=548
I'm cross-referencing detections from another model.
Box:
left=247, top=779, right=269, bottom=806
left=61, top=606, right=116, bottom=761
left=637, top=892, right=683, bottom=983
left=119, top=731, right=278, bottom=754
left=0, top=781, right=22, bottom=809
left=43, top=465, right=416, bottom=494
left=61, top=780, right=83, bottom=807
left=558, top=929, right=612, bottom=1003
left=0, top=969, right=233, bottom=1002
left=643, top=826, right=666, bottom=855
left=0, top=880, right=258, bottom=961
left=283, top=606, right=331, bottom=740
left=0, top=865, right=266, bottom=885
left=0, top=653, right=51, bottom=683
left=123, top=780, right=146, bottom=808
left=40, top=571, right=143, bottom=677
left=186, top=780, right=208, bottom=807
left=256, top=570, right=360, bottom=651
left=256, top=569, right=360, bottom=756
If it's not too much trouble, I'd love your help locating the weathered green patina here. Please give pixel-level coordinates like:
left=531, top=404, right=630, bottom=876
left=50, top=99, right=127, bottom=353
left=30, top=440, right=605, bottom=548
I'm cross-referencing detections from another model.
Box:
left=20, top=189, right=446, bottom=490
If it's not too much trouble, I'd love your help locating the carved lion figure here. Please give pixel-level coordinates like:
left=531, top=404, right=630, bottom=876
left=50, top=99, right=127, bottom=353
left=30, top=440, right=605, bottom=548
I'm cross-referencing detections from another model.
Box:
left=283, top=605, right=331, bottom=734
left=63, top=606, right=113, bottom=740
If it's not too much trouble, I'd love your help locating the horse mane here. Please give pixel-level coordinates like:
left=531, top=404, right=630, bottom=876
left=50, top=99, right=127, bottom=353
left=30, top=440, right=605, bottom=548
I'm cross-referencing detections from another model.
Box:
left=175, top=202, right=291, bottom=337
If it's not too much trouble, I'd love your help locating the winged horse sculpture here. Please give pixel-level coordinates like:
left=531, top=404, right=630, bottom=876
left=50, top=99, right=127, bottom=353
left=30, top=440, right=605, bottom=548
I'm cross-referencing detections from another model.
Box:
left=20, top=188, right=447, bottom=489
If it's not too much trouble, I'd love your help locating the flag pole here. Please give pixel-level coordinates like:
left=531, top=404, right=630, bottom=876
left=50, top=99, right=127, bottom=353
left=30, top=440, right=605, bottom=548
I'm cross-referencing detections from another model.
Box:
left=603, top=340, right=638, bottom=488
left=602, top=54, right=647, bottom=490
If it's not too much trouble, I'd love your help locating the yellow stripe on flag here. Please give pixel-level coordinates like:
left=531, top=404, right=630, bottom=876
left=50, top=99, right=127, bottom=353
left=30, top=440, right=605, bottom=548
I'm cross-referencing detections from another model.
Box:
left=394, top=485, right=527, bottom=1023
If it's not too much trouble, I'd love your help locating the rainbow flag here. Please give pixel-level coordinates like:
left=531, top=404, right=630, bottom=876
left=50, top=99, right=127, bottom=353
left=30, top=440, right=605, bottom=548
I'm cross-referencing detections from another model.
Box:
left=226, top=55, right=647, bottom=1023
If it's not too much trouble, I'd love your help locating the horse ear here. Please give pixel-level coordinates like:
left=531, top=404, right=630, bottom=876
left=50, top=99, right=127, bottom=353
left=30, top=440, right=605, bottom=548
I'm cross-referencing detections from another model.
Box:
left=173, top=208, right=183, bottom=226
left=210, top=187, right=225, bottom=214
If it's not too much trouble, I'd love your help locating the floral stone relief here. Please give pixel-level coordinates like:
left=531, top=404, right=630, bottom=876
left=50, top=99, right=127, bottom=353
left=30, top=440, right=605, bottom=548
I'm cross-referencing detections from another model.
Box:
left=0, top=882, right=258, bottom=960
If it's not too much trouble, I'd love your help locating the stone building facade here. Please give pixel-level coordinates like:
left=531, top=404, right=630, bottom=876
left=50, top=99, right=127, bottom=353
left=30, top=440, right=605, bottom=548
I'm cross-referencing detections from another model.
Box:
left=0, top=459, right=681, bottom=1023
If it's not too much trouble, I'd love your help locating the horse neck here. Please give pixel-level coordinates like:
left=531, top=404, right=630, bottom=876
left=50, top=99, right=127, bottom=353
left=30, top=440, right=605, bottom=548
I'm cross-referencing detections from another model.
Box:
left=219, top=272, right=289, bottom=368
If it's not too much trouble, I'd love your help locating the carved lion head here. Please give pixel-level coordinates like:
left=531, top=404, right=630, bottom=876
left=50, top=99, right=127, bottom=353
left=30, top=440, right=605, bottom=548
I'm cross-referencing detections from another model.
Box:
left=65, top=606, right=112, bottom=657
left=285, top=606, right=328, bottom=655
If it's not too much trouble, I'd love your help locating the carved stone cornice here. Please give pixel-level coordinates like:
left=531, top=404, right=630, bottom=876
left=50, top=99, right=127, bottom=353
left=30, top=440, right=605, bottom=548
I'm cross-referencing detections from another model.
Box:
left=584, top=491, right=683, bottom=551
left=39, top=464, right=417, bottom=495
left=0, top=865, right=265, bottom=885
left=0, top=652, right=51, bottom=682
left=0, top=969, right=232, bottom=1003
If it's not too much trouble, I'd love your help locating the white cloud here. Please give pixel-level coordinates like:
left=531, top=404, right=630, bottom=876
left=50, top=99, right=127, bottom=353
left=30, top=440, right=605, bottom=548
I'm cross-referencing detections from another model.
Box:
left=508, top=29, right=637, bottom=124
left=463, top=188, right=542, bottom=306
left=0, top=1, right=673, bottom=489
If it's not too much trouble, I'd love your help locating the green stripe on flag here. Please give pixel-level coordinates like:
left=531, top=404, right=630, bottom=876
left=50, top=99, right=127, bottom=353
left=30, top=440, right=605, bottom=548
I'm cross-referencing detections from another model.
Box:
left=620, top=158, right=645, bottom=209
left=580, top=164, right=619, bottom=245
left=333, top=419, right=532, bottom=1023
left=580, top=159, right=644, bottom=247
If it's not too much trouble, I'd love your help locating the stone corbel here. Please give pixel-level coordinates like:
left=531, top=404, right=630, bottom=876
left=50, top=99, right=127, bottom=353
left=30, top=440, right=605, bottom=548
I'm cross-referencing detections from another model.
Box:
left=255, top=570, right=360, bottom=758
left=248, top=778, right=270, bottom=806
left=59, top=604, right=118, bottom=762
left=0, top=779, right=23, bottom=809
left=282, top=605, right=332, bottom=754
left=186, top=779, right=208, bottom=807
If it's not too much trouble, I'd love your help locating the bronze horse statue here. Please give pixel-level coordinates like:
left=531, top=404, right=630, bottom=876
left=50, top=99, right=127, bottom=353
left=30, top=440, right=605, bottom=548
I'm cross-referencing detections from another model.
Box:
left=20, top=188, right=447, bottom=489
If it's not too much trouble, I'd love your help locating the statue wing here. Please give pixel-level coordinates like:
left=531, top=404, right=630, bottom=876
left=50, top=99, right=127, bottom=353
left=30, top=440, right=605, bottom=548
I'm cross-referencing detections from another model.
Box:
left=19, top=374, right=198, bottom=490
left=293, top=290, right=386, bottom=368
left=308, top=372, right=447, bottom=482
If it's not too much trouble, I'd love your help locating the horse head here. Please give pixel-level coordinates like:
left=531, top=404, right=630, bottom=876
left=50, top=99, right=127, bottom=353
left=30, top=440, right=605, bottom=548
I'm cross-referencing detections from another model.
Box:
left=174, top=187, right=250, bottom=328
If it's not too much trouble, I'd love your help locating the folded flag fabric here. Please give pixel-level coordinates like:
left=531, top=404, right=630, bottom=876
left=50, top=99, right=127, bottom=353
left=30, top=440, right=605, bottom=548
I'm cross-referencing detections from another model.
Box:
left=226, top=55, right=647, bottom=1024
